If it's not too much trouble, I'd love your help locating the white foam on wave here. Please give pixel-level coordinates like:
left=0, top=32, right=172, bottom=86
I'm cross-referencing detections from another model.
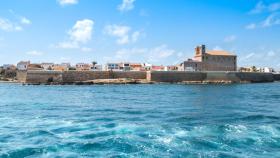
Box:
left=225, top=124, right=247, bottom=134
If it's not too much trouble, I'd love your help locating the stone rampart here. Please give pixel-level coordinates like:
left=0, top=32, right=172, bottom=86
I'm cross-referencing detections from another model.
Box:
left=235, top=72, right=274, bottom=83
left=149, top=71, right=207, bottom=82
left=111, top=71, right=146, bottom=80
left=273, top=73, right=280, bottom=81
left=62, top=71, right=109, bottom=83
left=17, top=70, right=276, bottom=84
left=25, top=71, right=63, bottom=84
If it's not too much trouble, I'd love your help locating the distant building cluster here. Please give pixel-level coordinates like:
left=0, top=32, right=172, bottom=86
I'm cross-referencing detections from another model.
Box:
left=14, top=61, right=180, bottom=72
left=0, top=44, right=276, bottom=73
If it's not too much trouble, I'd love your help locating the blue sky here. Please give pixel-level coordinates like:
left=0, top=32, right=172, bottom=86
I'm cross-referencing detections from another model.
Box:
left=0, top=0, right=280, bottom=69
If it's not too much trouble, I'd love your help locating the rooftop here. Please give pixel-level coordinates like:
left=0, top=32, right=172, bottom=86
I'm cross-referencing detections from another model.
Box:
left=206, top=50, right=236, bottom=56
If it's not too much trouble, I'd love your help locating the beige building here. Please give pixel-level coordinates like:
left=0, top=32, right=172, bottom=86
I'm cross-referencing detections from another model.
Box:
left=184, top=45, right=237, bottom=71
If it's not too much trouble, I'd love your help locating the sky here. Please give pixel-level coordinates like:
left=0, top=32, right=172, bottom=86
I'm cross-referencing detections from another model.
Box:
left=0, top=0, right=280, bottom=69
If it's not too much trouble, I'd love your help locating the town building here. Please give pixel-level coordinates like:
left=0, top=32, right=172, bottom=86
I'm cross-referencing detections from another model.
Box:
left=91, top=65, right=102, bottom=71
left=151, top=65, right=165, bottom=71
left=106, top=63, right=121, bottom=71
left=17, top=61, right=30, bottom=71
left=142, top=63, right=152, bottom=71
left=183, top=45, right=237, bottom=71
left=76, top=63, right=92, bottom=71
left=129, top=63, right=144, bottom=71
left=166, top=65, right=178, bottom=71
left=52, top=64, right=69, bottom=71
left=119, top=63, right=131, bottom=71
left=2, top=64, right=16, bottom=70
left=28, top=64, right=44, bottom=70
left=41, top=63, right=55, bottom=70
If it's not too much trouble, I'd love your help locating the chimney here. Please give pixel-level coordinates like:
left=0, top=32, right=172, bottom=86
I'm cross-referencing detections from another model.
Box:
left=195, top=46, right=201, bottom=55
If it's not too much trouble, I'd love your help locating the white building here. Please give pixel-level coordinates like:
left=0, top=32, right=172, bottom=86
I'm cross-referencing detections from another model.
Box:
left=106, top=63, right=121, bottom=71
left=17, top=61, right=30, bottom=71
left=41, top=63, right=54, bottom=70
left=258, top=67, right=274, bottom=73
left=91, top=65, right=102, bottom=71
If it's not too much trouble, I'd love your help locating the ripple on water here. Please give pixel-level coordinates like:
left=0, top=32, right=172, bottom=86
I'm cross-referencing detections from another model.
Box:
left=0, top=83, right=280, bottom=157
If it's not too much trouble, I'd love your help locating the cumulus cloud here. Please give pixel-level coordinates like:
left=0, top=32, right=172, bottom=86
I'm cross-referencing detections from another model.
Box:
left=118, top=0, right=135, bottom=12
left=57, top=0, right=78, bottom=6
left=26, top=50, right=44, bottom=56
left=104, top=24, right=141, bottom=45
left=57, top=19, right=94, bottom=50
left=0, top=18, right=22, bottom=32
left=224, top=35, right=237, bottom=43
left=68, top=19, right=94, bottom=43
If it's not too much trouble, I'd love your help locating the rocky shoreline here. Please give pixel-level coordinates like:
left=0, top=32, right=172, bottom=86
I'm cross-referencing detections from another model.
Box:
left=20, top=78, right=258, bottom=85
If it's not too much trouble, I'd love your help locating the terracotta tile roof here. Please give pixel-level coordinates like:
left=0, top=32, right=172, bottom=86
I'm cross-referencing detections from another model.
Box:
left=206, top=50, right=235, bottom=56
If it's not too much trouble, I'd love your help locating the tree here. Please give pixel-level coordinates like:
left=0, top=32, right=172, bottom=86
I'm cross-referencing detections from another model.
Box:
left=92, top=61, right=97, bottom=66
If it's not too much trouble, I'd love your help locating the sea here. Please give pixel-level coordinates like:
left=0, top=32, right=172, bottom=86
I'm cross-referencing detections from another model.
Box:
left=0, top=83, right=280, bottom=158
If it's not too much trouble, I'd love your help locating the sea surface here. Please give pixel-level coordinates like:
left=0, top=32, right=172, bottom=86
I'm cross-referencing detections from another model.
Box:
left=0, top=83, right=280, bottom=158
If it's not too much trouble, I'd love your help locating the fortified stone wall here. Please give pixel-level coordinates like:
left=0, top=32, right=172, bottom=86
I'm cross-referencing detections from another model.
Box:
left=149, top=71, right=207, bottom=82
left=235, top=72, right=274, bottom=83
left=16, top=71, right=27, bottom=82
left=18, top=70, right=276, bottom=84
left=62, top=71, right=110, bottom=83
left=149, top=71, right=274, bottom=83
left=25, top=71, right=63, bottom=84
left=111, top=71, right=146, bottom=80
left=205, top=71, right=241, bottom=82
left=273, top=73, right=280, bottom=81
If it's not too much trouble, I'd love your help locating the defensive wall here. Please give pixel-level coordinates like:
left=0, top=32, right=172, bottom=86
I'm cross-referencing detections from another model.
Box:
left=273, top=73, right=280, bottom=81
left=17, top=70, right=147, bottom=84
left=16, top=70, right=279, bottom=84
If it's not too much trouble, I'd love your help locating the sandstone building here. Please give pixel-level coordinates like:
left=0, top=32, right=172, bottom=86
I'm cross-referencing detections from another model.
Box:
left=184, top=45, right=237, bottom=71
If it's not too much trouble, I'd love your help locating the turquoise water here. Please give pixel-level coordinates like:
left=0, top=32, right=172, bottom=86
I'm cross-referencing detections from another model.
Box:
left=0, top=83, right=280, bottom=157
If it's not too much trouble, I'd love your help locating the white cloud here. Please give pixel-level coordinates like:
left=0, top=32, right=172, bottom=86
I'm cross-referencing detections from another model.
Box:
left=262, top=13, right=280, bottom=27
left=68, top=19, right=94, bottom=43
left=213, top=46, right=223, bottom=51
left=177, top=52, right=183, bottom=58
left=81, top=47, right=92, bottom=52
left=224, top=35, right=237, bottom=43
left=245, top=13, right=280, bottom=29
left=241, top=53, right=256, bottom=61
left=267, top=50, right=276, bottom=57
left=0, top=18, right=22, bottom=32
left=118, top=0, right=135, bottom=12
left=250, top=1, right=266, bottom=14
left=111, top=45, right=179, bottom=64
left=57, top=41, right=79, bottom=49
left=245, top=23, right=257, bottom=30
left=21, top=17, right=31, bottom=25
left=26, top=50, right=44, bottom=56
left=57, top=19, right=94, bottom=50
left=148, top=45, right=175, bottom=62
left=250, top=1, right=280, bottom=14
left=104, top=24, right=141, bottom=45
left=131, top=31, right=140, bottom=42
left=57, top=0, right=78, bottom=6
left=115, top=48, right=146, bottom=61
